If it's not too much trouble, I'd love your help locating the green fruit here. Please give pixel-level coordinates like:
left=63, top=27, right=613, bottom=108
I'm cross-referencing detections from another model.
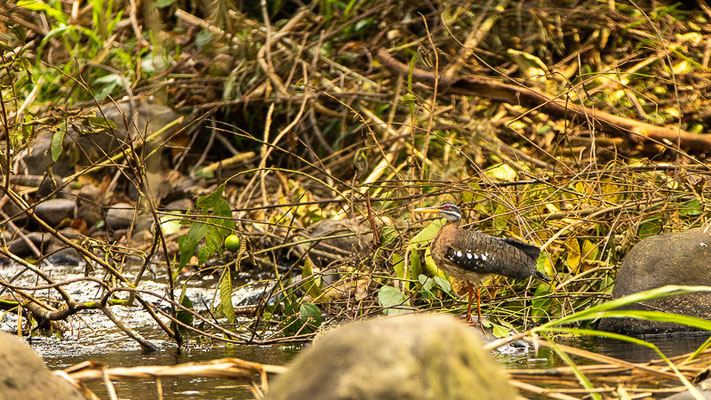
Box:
left=224, top=234, right=241, bottom=252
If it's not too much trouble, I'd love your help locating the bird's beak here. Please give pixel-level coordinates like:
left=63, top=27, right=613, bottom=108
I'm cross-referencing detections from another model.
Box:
left=413, top=207, right=439, bottom=214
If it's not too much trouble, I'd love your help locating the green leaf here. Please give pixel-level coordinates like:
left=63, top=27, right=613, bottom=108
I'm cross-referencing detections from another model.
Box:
left=409, top=219, right=445, bottom=249
left=485, top=163, right=518, bottom=182
left=378, top=285, right=408, bottom=315
left=92, top=74, right=121, bottom=101
left=380, top=226, right=398, bottom=246
left=178, top=222, right=207, bottom=269
left=218, top=268, right=235, bottom=323
left=423, top=247, right=447, bottom=278
left=299, top=302, right=321, bottom=319
left=638, top=218, right=662, bottom=238
left=17, top=0, right=67, bottom=24
left=565, top=238, right=581, bottom=271
left=176, top=293, right=194, bottom=328
left=433, top=276, right=452, bottom=295
left=50, top=126, right=65, bottom=162
left=491, top=323, right=511, bottom=338
left=301, top=259, right=322, bottom=298
left=155, top=0, right=175, bottom=7
left=392, top=253, right=405, bottom=279
left=679, top=199, right=701, bottom=216
left=418, top=274, right=434, bottom=292
left=409, top=250, right=422, bottom=281
left=88, top=116, right=118, bottom=129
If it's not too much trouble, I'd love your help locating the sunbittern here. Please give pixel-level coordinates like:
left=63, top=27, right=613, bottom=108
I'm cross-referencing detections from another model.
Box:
left=413, top=203, right=551, bottom=324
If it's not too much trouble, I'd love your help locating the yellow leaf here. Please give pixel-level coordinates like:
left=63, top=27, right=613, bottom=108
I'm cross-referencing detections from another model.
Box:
left=485, top=164, right=518, bottom=182
left=565, top=238, right=581, bottom=272
left=581, top=240, right=599, bottom=267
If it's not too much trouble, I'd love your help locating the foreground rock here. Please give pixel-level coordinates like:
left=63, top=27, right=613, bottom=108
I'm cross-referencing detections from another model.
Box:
left=663, top=375, right=711, bottom=400
left=599, top=228, right=711, bottom=334
left=266, top=314, right=517, bottom=400
left=0, top=331, right=84, bottom=400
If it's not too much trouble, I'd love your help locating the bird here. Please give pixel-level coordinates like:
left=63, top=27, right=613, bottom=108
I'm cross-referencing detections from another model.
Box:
left=413, top=202, right=551, bottom=325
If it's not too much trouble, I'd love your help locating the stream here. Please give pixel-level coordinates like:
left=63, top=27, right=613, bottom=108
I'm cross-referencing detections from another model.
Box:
left=2, top=262, right=709, bottom=399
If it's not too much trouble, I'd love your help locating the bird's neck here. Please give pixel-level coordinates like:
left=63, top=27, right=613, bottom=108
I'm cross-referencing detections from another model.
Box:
left=433, top=219, right=459, bottom=251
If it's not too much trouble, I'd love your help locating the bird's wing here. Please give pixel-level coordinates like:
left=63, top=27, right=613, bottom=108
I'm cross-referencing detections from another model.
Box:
left=444, top=231, right=542, bottom=280
left=497, top=237, right=541, bottom=261
left=443, top=230, right=512, bottom=275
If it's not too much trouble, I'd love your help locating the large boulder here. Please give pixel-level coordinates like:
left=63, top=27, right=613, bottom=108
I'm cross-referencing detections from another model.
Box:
left=20, top=102, right=178, bottom=177
left=599, top=228, right=711, bottom=334
left=266, top=314, right=517, bottom=400
left=0, top=331, right=84, bottom=400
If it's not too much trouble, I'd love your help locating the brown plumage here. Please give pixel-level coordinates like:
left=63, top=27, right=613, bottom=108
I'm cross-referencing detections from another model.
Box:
left=414, top=203, right=550, bottom=324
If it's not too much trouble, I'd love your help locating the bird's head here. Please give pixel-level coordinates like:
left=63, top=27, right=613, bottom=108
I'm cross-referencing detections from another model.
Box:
left=413, top=203, right=462, bottom=223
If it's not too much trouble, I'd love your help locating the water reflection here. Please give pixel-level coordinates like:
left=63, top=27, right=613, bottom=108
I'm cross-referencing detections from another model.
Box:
left=44, top=345, right=299, bottom=400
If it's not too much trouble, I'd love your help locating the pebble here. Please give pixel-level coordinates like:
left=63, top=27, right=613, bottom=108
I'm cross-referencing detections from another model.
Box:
left=33, top=198, right=76, bottom=227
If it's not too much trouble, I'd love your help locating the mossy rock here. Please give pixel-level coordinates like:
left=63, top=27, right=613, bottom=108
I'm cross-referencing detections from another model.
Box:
left=599, top=228, right=711, bottom=334
left=266, top=314, right=517, bottom=400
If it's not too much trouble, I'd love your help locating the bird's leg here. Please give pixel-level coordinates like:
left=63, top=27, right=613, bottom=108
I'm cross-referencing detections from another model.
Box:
left=466, top=282, right=473, bottom=321
left=476, top=286, right=484, bottom=329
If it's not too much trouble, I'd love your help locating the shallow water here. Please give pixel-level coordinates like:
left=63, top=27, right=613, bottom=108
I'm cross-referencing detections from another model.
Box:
left=4, top=262, right=710, bottom=399
left=44, top=344, right=297, bottom=400
left=39, top=331, right=710, bottom=400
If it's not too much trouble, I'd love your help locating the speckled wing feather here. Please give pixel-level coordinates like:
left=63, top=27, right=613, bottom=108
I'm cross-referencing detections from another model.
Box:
left=444, top=230, right=540, bottom=280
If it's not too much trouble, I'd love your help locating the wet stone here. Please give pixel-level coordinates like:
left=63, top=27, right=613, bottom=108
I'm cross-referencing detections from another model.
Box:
left=77, top=184, right=104, bottom=227
left=45, top=247, right=83, bottom=266
left=34, top=198, right=77, bottom=227
left=8, top=232, right=53, bottom=257
left=105, top=203, right=136, bottom=230
left=599, top=228, right=711, bottom=334
left=0, top=331, right=84, bottom=400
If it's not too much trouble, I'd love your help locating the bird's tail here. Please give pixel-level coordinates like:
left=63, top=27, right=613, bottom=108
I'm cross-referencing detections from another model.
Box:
left=534, top=270, right=552, bottom=282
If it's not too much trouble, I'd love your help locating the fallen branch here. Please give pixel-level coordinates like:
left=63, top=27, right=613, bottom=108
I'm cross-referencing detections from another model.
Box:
left=377, top=48, right=711, bottom=154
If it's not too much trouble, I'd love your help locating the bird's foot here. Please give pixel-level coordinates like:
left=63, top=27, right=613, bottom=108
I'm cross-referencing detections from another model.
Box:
left=464, top=313, right=487, bottom=334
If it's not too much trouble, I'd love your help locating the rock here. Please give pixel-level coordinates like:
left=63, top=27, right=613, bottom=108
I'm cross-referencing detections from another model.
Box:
left=303, top=218, right=374, bottom=268
left=10, top=174, right=64, bottom=197
left=34, top=198, right=77, bottom=227
left=77, top=184, right=104, bottom=228
left=0, top=331, right=84, bottom=400
left=599, top=228, right=711, bottom=334
left=163, top=198, right=193, bottom=211
left=8, top=232, right=54, bottom=257
left=1, top=200, right=27, bottom=225
left=662, top=376, right=711, bottom=400
left=20, top=102, right=179, bottom=177
left=105, top=203, right=135, bottom=230
left=265, top=314, right=517, bottom=400
left=46, top=247, right=84, bottom=266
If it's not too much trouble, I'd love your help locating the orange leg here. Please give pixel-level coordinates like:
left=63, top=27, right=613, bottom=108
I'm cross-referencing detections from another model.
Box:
left=466, top=282, right=473, bottom=321
left=476, top=286, right=483, bottom=327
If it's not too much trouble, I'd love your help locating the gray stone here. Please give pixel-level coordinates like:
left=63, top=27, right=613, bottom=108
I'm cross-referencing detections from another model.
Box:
left=46, top=247, right=84, bottom=266
left=304, top=218, right=374, bottom=268
left=20, top=102, right=179, bottom=177
left=662, top=377, right=711, bottom=399
left=266, top=314, right=517, bottom=400
left=163, top=198, right=193, bottom=211
left=105, top=203, right=136, bottom=230
left=599, top=228, right=711, bottom=334
left=8, top=232, right=53, bottom=257
left=34, top=198, right=77, bottom=227
left=0, top=331, right=84, bottom=400
left=76, top=184, right=104, bottom=228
